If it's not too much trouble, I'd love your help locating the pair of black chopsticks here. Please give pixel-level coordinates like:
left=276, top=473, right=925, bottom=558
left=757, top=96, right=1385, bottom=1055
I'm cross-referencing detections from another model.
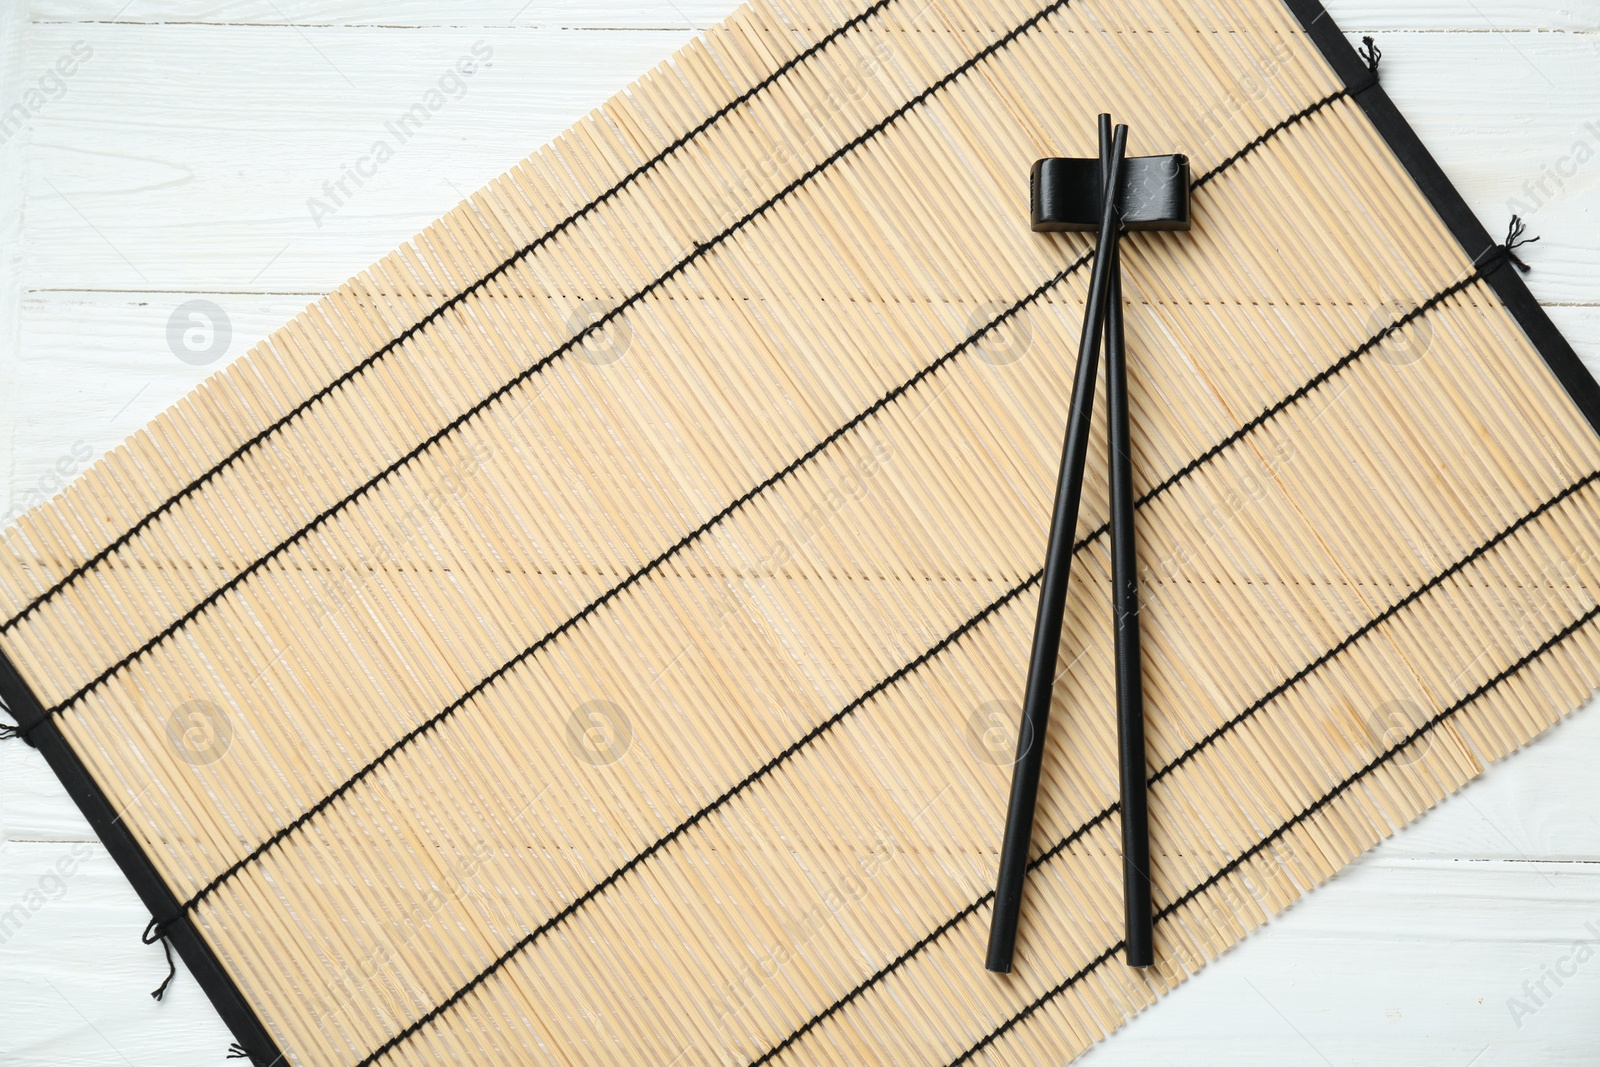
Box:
left=988, top=114, right=1172, bottom=973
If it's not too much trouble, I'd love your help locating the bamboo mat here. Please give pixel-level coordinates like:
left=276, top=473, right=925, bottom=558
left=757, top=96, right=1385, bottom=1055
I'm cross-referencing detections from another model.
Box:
left=3, top=0, right=1599, bottom=1063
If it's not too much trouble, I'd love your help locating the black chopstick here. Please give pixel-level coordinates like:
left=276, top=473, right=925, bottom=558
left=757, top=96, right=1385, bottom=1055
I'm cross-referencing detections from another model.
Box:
left=1099, top=116, right=1154, bottom=969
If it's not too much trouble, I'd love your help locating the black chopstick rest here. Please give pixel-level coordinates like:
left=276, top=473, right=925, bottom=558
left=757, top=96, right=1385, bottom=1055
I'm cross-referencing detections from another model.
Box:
left=988, top=116, right=1190, bottom=976
left=1030, top=154, right=1190, bottom=232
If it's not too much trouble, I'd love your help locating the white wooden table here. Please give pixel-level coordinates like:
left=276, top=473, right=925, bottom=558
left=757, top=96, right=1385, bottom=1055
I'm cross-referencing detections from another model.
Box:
left=1, top=2, right=1596, bottom=1064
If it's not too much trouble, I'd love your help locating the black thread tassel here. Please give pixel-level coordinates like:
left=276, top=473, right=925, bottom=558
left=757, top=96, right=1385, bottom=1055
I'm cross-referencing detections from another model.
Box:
left=987, top=119, right=1129, bottom=974
left=150, top=931, right=176, bottom=1000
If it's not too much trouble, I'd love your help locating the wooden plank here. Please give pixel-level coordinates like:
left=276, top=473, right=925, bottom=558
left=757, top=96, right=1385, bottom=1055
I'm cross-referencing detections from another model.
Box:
left=1551, top=306, right=1600, bottom=383
left=1099, top=857, right=1600, bottom=1066
left=0, top=1, right=27, bottom=543
left=1372, top=696, right=1600, bottom=861
left=1329, top=0, right=1600, bottom=30
left=29, top=0, right=741, bottom=28
left=17, top=22, right=701, bottom=292
left=0, top=747, right=94, bottom=840
left=11, top=24, right=1597, bottom=299
left=1337, top=30, right=1600, bottom=307
left=2, top=291, right=316, bottom=524
left=6, top=841, right=1598, bottom=1065
left=0, top=841, right=238, bottom=1066
left=31, top=0, right=1600, bottom=32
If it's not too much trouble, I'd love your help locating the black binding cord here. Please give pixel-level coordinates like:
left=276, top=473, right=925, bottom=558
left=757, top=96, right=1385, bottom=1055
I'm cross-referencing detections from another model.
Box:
left=1475, top=214, right=1540, bottom=274
left=144, top=917, right=177, bottom=1000
left=1356, top=35, right=1382, bottom=86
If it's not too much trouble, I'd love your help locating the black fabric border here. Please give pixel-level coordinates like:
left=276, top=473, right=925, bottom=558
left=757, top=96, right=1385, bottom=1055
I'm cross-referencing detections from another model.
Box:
left=0, top=648, right=286, bottom=1067
left=1284, top=0, right=1600, bottom=438
left=2, top=5, right=1595, bottom=1067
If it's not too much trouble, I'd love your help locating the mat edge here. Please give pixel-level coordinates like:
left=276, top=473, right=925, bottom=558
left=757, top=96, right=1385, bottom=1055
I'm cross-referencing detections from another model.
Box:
left=1282, top=0, right=1600, bottom=439
left=0, top=647, right=287, bottom=1067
